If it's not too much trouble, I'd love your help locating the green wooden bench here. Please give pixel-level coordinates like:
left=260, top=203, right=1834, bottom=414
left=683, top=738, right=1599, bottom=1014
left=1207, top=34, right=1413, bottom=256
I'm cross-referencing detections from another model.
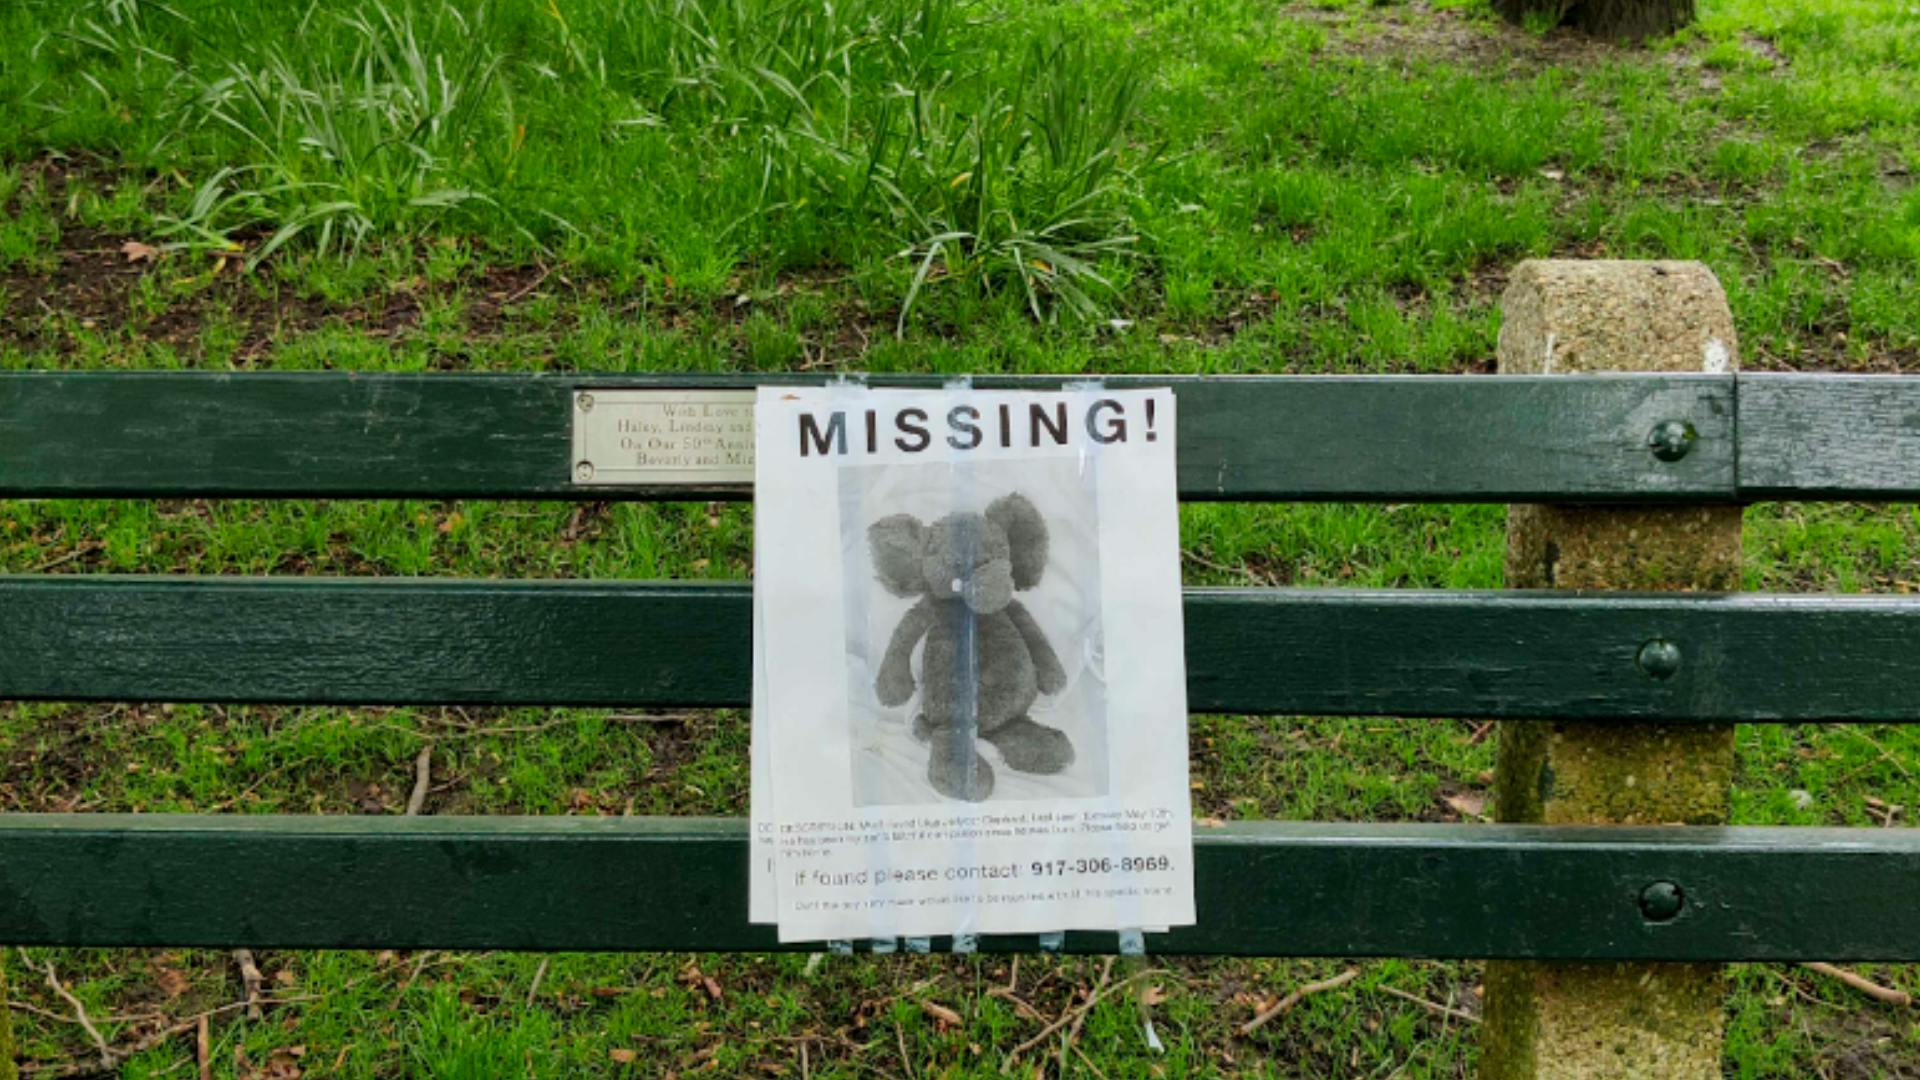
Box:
left=2, top=363, right=1918, bottom=1067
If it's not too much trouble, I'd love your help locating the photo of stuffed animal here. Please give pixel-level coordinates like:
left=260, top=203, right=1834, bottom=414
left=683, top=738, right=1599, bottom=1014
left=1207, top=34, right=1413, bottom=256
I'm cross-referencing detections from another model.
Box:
left=866, top=492, right=1074, bottom=802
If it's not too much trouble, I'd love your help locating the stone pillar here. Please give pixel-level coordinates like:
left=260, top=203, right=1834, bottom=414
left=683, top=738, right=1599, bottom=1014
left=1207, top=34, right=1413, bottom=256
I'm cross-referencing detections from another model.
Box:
left=1480, top=261, right=1739, bottom=1080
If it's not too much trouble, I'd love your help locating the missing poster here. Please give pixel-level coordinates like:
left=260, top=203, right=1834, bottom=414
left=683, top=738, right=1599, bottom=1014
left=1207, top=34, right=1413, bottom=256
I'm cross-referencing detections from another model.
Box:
left=751, top=385, right=1194, bottom=942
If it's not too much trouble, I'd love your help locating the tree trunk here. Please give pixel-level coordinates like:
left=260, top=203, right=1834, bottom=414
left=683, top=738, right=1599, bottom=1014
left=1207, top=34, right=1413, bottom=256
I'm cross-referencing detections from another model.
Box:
left=1494, top=0, right=1696, bottom=40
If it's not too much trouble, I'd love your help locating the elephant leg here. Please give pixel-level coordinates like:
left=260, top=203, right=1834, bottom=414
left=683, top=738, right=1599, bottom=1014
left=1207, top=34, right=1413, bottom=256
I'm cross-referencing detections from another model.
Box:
left=981, top=716, right=1075, bottom=775
left=924, top=721, right=994, bottom=802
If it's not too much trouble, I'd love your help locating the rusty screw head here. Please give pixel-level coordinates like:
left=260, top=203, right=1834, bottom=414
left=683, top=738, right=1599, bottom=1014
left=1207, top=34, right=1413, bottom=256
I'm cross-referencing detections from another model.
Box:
left=1648, top=419, right=1696, bottom=462
left=1639, top=880, right=1685, bottom=922
left=1637, top=638, right=1682, bottom=680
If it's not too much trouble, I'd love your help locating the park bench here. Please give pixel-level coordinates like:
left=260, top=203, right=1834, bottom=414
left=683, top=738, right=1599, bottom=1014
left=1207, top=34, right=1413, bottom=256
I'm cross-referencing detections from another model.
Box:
left=0, top=261, right=1916, bottom=1075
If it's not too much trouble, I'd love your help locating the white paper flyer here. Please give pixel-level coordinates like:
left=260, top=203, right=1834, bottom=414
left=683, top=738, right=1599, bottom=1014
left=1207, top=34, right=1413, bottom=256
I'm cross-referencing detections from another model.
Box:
left=750, top=385, right=1193, bottom=942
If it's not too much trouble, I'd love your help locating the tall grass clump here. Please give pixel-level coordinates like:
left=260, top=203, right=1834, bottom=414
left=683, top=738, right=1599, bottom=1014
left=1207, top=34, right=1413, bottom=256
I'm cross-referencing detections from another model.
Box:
left=571, top=0, right=1157, bottom=322
left=175, top=2, right=516, bottom=259
left=25, top=0, right=1158, bottom=321
left=41, top=0, right=519, bottom=260
left=877, top=32, right=1152, bottom=326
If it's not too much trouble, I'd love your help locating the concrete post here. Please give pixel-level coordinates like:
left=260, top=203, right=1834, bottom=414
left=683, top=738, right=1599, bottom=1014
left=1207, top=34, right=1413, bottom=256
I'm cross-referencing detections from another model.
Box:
left=1481, top=260, right=1740, bottom=1080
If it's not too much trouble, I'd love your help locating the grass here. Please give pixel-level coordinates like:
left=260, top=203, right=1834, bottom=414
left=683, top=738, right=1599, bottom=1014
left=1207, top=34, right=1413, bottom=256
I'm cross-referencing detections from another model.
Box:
left=1, top=0, right=1918, bottom=1075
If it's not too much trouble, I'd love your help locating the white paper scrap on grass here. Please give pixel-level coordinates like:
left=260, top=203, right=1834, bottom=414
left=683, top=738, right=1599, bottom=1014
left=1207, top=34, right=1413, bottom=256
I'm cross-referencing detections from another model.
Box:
left=748, top=385, right=1194, bottom=942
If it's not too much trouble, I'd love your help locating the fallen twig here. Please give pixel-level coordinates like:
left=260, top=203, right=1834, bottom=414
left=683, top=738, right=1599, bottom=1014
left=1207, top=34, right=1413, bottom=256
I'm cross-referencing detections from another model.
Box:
left=604, top=712, right=702, bottom=725
left=19, top=994, right=318, bottom=1079
left=1843, top=729, right=1912, bottom=780
left=1003, top=966, right=1170, bottom=1067
left=205, top=764, right=296, bottom=812
left=28, top=543, right=102, bottom=574
left=406, top=745, right=434, bottom=816
left=1072, top=1043, right=1113, bottom=1080
left=1239, top=967, right=1361, bottom=1035
left=22, top=951, right=112, bottom=1069
left=7, top=1000, right=92, bottom=1025
left=372, top=711, right=697, bottom=743
left=7, top=1001, right=163, bottom=1027
left=985, top=986, right=1046, bottom=1023
left=526, top=958, right=550, bottom=1008
left=1802, top=962, right=1912, bottom=1007
left=195, top=1014, right=210, bottom=1080
left=387, top=952, right=437, bottom=1011
left=895, top=1016, right=917, bottom=1080
left=232, top=950, right=264, bottom=1021
left=1865, top=796, right=1904, bottom=828
left=500, top=262, right=555, bottom=306
left=1764, top=967, right=1838, bottom=1009
left=1377, top=985, right=1479, bottom=1024
left=1058, top=958, right=1114, bottom=1076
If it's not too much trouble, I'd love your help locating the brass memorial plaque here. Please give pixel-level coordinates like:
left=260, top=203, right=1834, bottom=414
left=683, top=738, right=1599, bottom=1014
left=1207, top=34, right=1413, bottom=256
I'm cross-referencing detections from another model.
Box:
left=569, top=389, right=755, bottom=486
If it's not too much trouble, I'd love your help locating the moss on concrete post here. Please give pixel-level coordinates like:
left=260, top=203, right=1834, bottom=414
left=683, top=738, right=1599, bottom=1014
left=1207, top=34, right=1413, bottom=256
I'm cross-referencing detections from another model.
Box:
left=1481, top=260, right=1739, bottom=1080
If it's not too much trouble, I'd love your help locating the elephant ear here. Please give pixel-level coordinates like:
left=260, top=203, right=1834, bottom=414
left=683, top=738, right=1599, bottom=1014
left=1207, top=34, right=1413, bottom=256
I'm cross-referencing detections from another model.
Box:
left=868, top=513, right=929, bottom=597
left=986, top=493, right=1048, bottom=589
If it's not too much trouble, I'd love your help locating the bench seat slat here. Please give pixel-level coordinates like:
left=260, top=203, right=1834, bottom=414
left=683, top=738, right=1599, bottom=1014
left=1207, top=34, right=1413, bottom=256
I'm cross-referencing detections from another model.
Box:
left=4, top=576, right=1919, bottom=721
left=0, top=371, right=1736, bottom=502
left=0, top=815, right=1912, bottom=960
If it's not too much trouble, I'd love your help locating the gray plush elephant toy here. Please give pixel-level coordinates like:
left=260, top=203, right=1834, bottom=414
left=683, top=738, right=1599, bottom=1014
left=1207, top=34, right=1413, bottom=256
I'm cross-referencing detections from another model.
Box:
left=868, top=492, right=1073, bottom=802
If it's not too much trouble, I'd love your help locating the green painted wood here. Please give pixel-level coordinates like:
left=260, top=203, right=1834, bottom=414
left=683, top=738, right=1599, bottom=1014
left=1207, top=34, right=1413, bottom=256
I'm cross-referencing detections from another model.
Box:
left=1738, top=374, right=1920, bottom=499
left=3, top=576, right=1918, bottom=721
left=0, top=815, right=1912, bottom=960
left=0, top=372, right=1736, bottom=501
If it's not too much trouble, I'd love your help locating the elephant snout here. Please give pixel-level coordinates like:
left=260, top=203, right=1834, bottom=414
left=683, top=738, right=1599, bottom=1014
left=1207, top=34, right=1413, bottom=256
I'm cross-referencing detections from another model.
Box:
left=960, top=560, right=1015, bottom=614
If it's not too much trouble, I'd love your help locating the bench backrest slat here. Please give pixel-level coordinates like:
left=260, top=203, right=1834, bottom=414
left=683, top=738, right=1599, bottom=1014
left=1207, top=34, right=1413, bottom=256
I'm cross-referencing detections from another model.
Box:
left=0, top=372, right=1741, bottom=501
left=5, top=576, right=1918, bottom=721
left=1734, top=374, right=1920, bottom=499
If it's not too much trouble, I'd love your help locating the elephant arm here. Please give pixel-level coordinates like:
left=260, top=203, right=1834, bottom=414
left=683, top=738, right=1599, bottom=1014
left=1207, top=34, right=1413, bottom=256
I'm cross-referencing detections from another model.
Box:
left=1006, top=599, right=1067, bottom=695
left=875, top=597, right=937, bottom=706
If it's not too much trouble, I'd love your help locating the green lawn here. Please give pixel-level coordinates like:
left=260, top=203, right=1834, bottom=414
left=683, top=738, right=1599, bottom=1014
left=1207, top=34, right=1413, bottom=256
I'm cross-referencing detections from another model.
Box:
left=1, top=0, right=1917, bottom=1075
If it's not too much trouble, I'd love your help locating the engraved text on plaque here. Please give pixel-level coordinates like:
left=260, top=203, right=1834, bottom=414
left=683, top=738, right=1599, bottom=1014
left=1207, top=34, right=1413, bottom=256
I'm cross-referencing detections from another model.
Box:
left=570, top=389, right=755, bottom=486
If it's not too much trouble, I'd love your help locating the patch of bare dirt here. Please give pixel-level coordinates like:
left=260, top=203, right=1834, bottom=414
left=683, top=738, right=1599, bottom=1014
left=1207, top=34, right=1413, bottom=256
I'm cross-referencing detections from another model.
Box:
left=0, top=157, right=892, bottom=368
left=1809, top=1005, right=1920, bottom=1079
left=1304, top=2, right=1628, bottom=70
left=1740, top=31, right=1788, bottom=68
left=1305, top=1, right=1784, bottom=92
left=0, top=225, right=571, bottom=364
